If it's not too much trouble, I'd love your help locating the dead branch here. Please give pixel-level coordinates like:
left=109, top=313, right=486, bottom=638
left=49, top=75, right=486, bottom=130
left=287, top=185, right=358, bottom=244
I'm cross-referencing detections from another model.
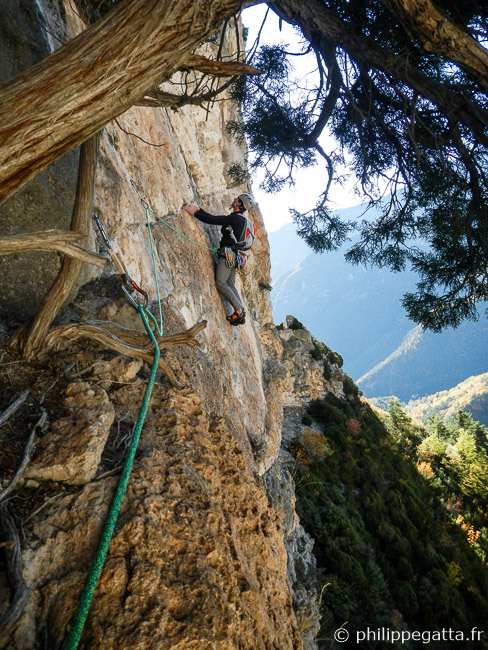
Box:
left=20, top=132, right=101, bottom=361
left=37, top=319, right=207, bottom=388
left=138, top=76, right=237, bottom=109
left=0, top=230, right=109, bottom=267
left=182, top=55, right=261, bottom=77
left=0, top=411, right=46, bottom=507
left=0, top=413, right=44, bottom=643
left=78, top=319, right=208, bottom=349
left=138, top=57, right=261, bottom=109
left=0, top=390, right=30, bottom=428
left=0, top=505, right=32, bottom=645
left=0, top=412, right=50, bottom=643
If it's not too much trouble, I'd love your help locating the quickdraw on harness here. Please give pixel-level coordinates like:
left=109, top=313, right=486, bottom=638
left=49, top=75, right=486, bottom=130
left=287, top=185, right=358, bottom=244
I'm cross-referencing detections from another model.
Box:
left=222, top=247, right=247, bottom=270
left=93, top=212, right=148, bottom=310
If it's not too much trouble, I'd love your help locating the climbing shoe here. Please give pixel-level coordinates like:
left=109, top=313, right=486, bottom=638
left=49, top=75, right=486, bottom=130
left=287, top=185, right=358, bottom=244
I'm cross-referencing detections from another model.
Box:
left=227, top=310, right=246, bottom=326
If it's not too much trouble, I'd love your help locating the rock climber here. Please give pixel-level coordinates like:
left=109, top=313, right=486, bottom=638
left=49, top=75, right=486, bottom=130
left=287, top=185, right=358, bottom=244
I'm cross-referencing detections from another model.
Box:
left=183, top=193, right=257, bottom=326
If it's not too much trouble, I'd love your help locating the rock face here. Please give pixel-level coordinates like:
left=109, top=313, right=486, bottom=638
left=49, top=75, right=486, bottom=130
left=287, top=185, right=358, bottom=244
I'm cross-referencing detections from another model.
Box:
left=0, top=3, right=347, bottom=648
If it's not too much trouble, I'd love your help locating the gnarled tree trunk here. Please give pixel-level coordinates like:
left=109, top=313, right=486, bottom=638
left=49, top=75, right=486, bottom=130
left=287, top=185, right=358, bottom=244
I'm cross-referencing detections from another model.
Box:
left=0, top=0, right=256, bottom=207
left=379, top=0, right=488, bottom=93
left=20, top=132, right=101, bottom=360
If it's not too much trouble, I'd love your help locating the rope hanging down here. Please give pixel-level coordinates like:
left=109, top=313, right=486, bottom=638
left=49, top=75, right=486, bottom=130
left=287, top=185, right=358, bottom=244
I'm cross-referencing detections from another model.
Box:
left=64, top=305, right=160, bottom=650
left=65, top=181, right=209, bottom=647
left=65, top=190, right=166, bottom=648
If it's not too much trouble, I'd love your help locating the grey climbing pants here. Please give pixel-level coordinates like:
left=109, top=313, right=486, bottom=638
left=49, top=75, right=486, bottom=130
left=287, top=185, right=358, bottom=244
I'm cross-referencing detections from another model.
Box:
left=215, top=255, right=244, bottom=312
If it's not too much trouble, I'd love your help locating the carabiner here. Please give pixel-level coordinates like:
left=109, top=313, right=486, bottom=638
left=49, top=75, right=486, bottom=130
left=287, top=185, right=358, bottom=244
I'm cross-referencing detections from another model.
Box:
left=125, top=278, right=149, bottom=309
left=130, top=180, right=150, bottom=210
left=93, top=212, right=148, bottom=311
left=121, top=285, right=148, bottom=310
left=93, top=213, right=112, bottom=249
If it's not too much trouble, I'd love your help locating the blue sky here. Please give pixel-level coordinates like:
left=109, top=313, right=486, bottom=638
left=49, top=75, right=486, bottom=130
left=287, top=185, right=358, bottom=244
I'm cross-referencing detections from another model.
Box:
left=241, top=5, right=362, bottom=231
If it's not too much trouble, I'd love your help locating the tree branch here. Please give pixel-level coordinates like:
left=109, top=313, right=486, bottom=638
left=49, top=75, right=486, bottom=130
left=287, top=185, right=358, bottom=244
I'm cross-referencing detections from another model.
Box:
left=0, top=412, right=46, bottom=507
left=39, top=319, right=208, bottom=388
left=270, top=0, right=488, bottom=144
left=378, top=0, right=488, bottom=93
left=0, top=506, right=32, bottom=644
left=137, top=77, right=238, bottom=109
left=0, top=230, right=109, bottom=267
left=302, top=45, right=343, bottom=146
left=0, top=390, right=30, bottom=428
left=0, top=0, right=258, bottom=206
left=182, top=54, right=261, bottom=77
left=0, top=412, right=46, bottom=642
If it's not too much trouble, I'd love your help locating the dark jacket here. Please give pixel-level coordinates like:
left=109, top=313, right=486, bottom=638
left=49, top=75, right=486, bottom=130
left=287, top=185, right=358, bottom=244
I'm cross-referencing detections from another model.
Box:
left=194, top=209, right=246, bottom=249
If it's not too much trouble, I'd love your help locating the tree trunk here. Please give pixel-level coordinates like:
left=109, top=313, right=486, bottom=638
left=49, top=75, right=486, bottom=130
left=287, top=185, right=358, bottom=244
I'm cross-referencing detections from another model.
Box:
left=379, top=0, right=488, bottom=93
left=21, top=132, right=101, bottom=360
left=0, top=0, right=255, bottom=207
left=270, top=0, right=488, bottom=143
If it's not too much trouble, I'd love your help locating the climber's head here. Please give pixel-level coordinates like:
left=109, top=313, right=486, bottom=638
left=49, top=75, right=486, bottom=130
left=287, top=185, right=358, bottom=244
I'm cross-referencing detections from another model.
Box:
left=237, top=193, right=256, bottom=212
left=231, top=193, right=256, bottom=213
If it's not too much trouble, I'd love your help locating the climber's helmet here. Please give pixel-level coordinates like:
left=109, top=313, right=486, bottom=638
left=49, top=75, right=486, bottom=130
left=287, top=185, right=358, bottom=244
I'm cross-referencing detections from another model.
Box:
left=237, top=193, right=257, bottom=213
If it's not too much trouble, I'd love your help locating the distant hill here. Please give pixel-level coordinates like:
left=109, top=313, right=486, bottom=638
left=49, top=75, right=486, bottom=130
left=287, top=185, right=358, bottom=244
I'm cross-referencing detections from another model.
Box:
left=405, top=372, right=488, bottom=427
left=269, top=209, right=488, bottom=406
left=356, top=322, right=488, bottom=402
left=269, top=205, right=417, bottom=380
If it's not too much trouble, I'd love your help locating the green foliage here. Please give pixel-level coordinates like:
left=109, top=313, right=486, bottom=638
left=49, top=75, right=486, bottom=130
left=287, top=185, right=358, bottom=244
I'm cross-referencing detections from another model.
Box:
left=386, top=403, right=488, bottom=563
left=291, top=394, right=488, bottom=645
left=310, top=337, right=343, bottom=369
left=343, top=374, right=359, bottom=398
left=232, top=2, right=488, bottom=330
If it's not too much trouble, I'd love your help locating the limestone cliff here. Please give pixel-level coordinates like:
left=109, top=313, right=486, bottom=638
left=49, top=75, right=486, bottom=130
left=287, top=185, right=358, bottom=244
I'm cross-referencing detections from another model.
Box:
left=0, top=3, right=348, bottom=648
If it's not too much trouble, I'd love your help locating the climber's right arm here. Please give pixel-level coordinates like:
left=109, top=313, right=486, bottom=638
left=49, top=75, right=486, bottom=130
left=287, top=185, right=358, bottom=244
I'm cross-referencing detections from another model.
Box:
left=192, top=208, right=231, bottom=226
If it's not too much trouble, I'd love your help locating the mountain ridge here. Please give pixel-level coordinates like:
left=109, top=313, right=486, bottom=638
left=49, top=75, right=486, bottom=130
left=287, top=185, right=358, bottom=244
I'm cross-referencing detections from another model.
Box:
left=269, top=214, right=488, bottom=408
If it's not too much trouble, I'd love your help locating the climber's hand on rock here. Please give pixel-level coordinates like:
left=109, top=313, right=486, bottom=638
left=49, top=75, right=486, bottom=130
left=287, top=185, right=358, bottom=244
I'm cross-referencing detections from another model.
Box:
left=183, top=201, right=198, bottom=215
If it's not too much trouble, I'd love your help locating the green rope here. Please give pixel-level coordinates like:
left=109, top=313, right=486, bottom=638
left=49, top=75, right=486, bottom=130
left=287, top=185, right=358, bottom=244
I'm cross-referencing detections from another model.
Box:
left=144, top=205, right=163, bottom=335
left=64, top=305, right=160, bottom=650
left=147, top=204, right=218, bottom=252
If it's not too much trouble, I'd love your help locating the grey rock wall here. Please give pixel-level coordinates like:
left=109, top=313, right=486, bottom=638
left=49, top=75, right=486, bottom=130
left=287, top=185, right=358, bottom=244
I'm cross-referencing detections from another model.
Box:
left=0, top=0, right=79, bottom=322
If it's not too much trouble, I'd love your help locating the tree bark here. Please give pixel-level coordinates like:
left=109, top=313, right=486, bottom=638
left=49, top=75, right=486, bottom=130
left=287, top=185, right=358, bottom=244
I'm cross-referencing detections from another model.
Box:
left=270, top=0, right=488, bottom=143
left=0, top=230, right=108, bottom=266
left=0, top=0, right=257, bottom=207
left=21, top=133, right=101, bottom=360
left=41, top=319, right=208, bottom=388
left=378, top=0, right=488, bottom=93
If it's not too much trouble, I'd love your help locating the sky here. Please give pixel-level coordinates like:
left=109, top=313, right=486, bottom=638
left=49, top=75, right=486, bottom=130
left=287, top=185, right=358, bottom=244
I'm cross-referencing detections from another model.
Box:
left=241, top=4, right=363, bottom=232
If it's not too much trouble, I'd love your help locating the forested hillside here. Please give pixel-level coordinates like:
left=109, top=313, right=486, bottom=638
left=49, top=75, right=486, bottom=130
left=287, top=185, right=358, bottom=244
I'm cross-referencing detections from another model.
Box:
left=289, top=370, right=488, bottom=648
left=406, top=373, right=488, bottom=428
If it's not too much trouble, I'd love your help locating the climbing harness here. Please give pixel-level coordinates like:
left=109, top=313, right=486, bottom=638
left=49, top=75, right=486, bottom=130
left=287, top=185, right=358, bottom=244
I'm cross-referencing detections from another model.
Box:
left=222, top=246, right=237, bottom=268
left=93, top=213, right=148, bottom=310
